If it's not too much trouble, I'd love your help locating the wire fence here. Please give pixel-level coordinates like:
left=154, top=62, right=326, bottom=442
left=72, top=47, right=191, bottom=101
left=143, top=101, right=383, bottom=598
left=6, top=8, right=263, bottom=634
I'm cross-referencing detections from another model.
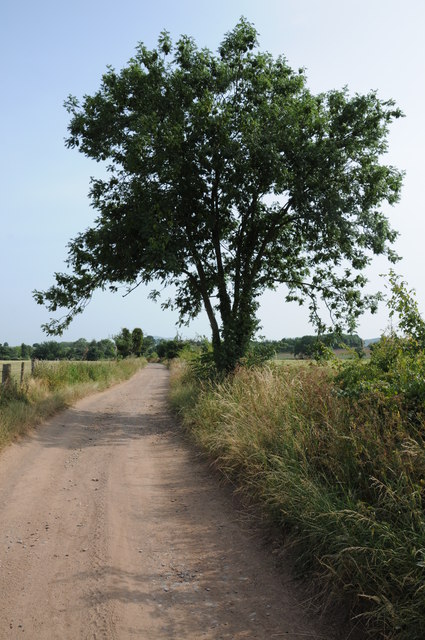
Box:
left=0, top=361, right=34, bottom=385
left=0, top=360, right=115, bottom=386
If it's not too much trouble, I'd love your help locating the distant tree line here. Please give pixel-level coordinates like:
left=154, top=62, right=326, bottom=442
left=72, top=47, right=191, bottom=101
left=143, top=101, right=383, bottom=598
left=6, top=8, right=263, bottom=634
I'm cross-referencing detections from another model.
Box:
left=0, top=332, right=363, bottom=362
left=0, top=327, right=155, bottom=361
left=0, top=330, right=198, bottom=362
left=0, top=338, right=117, bottom=361
left=252, top=334, right=363, bottom=358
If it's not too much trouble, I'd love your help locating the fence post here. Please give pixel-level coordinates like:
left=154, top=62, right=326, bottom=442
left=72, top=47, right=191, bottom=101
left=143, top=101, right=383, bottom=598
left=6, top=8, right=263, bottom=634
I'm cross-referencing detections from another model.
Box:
left=20, top=362, right=25, bottom=384
left=1, top=363, right=11, bottom=385
left=31, top=359, right=35, bottom=375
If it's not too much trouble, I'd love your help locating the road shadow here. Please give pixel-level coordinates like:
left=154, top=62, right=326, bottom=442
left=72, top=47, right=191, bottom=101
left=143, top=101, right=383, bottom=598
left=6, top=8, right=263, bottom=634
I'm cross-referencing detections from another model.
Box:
left=31, top=368, right=175, bottom=451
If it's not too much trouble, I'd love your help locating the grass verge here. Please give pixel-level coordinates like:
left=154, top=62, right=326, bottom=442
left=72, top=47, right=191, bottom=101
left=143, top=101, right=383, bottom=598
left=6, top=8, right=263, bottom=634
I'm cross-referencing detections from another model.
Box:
left=0, top=359, right=145, bottom=450
left=170, top=360, right=425, bottom=640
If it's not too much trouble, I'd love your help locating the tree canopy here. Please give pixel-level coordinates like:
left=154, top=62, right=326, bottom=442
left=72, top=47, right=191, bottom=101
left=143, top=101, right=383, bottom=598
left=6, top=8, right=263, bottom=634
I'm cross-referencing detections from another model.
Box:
left=34, top=18, right=403, bottom=371
left=114, top=327, right=144, bottom=358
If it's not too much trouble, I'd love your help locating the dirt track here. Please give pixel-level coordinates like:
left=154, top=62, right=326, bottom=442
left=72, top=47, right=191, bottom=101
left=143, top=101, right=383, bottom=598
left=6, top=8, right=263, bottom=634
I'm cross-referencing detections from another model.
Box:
left=0, top=364, right=334, bottom=639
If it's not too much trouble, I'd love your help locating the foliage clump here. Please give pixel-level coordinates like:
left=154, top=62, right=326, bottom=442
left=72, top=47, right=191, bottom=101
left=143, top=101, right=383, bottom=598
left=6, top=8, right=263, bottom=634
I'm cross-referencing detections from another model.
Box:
left=336, top=271, right=425, bottom=417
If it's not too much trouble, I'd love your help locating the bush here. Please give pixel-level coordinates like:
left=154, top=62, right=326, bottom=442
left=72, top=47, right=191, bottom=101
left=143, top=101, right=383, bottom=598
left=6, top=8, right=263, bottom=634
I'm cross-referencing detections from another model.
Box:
left=336, top=272, right=425, bottom=419
left=157, top=339, right=185, bottom=360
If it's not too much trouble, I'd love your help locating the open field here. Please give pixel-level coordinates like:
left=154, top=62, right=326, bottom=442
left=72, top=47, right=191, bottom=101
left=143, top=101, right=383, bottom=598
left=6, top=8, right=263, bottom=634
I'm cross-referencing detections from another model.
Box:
left=0, top=360, right=72, bottom=384
left=0, top=359, right=129, bottom=383
left=273, top=356, right=306, bottom=365
left=273, top=348, right=371, bottom=362
left=0, top=360, right=32, bottom=382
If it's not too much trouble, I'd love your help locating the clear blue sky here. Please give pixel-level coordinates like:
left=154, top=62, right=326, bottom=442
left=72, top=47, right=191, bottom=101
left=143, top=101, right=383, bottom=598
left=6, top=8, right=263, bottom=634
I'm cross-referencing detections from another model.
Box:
left=1, top=0, right=424, bottom=344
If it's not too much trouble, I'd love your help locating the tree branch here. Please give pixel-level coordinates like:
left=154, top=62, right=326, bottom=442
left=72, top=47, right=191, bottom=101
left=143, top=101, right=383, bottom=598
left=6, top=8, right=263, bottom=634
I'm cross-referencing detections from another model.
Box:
left=211, top=170, right=232, bottom=322
left=232, top=191, right=260, bottom=314
left=241, top=201, right=292, bottom=299
left=122, top=280, right=144, bottom=297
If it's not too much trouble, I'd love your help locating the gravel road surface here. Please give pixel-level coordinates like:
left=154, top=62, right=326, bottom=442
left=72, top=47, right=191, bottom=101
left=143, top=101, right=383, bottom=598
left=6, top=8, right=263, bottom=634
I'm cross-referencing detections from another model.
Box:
left=0, top=364, right=334, bottom=639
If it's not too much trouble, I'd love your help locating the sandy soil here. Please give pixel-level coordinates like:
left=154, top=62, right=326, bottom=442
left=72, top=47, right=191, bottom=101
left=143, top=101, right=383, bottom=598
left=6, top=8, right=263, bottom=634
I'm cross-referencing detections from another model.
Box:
left=0, top=364, right=338, bottom=639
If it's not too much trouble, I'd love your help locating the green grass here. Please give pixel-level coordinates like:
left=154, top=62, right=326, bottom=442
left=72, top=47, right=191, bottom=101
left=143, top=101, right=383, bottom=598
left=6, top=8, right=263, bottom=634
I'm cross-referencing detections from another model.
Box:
left=0, top=359, right=145, bottom=450
left=272, top=357, right=308, bottom=366
left=170, top=360, right=425, bottom=639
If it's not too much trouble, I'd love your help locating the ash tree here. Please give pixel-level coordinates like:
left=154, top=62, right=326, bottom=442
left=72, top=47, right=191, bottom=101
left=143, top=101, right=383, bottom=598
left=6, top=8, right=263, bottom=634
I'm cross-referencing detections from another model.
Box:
left=34, top=19, right=403, bottom=372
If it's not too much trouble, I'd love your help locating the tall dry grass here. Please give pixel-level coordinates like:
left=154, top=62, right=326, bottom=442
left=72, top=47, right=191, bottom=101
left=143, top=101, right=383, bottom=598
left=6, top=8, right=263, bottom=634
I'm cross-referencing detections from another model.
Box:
left=0, top=359, right=145, bottom=449
left=170, top=361, right=425, bottom=639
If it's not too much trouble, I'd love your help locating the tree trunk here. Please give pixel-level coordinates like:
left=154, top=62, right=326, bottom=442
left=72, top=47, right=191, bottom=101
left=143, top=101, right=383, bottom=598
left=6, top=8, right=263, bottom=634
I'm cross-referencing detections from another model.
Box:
left=211, top=301, right=258, bottom=373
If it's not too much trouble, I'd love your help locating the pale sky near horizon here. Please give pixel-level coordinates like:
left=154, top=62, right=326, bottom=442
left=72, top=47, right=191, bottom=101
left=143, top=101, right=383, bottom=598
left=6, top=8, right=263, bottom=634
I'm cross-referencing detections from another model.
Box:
left=1, top=0, right=424, bottom=345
